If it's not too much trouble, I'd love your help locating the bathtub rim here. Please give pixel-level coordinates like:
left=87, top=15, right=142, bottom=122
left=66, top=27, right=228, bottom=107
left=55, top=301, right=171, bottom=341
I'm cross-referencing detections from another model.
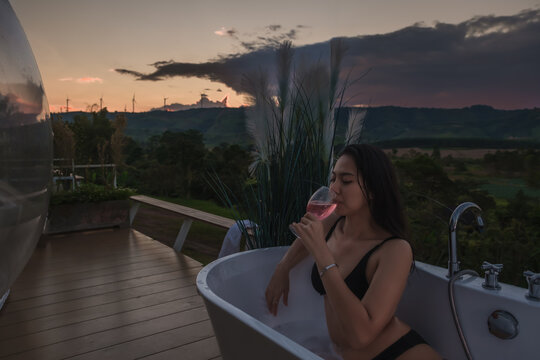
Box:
left=196, top=246, right=324, bottom=360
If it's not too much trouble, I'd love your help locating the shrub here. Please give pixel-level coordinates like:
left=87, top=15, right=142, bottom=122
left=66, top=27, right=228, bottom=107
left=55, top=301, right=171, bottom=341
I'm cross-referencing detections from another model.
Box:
left=50, top=183, right=136, bottom=205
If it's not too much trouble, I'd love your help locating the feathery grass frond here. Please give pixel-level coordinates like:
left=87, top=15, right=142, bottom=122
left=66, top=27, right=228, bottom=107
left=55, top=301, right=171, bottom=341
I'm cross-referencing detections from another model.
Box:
left=212, top=40, right=365, bottom=248
left=345, top=107, right=367, bottom=145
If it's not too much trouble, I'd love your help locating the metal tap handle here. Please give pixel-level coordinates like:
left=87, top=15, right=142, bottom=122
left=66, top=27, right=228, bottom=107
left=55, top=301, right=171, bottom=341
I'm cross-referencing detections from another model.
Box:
left=523, top=271, right=540, bottom=301
left=482, top=261, right=503, bottom=274
left=482, top=261, right=502, bottom=290
left=524, top=271, right=540, bottom=283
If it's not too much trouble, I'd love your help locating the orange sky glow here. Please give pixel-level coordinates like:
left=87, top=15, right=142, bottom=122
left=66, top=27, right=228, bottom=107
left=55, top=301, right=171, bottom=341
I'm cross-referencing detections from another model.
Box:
left=10, top=0, right=540, bottom=113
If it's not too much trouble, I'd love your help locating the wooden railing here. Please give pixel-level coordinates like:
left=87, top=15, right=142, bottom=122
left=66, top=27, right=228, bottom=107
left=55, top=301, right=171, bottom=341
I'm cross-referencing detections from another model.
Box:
left=129, top=195, right=235, bottom=252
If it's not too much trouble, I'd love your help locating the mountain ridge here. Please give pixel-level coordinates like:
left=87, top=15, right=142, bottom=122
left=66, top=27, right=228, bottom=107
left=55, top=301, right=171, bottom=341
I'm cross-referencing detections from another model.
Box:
left=55, top=105, right=540, bottom=147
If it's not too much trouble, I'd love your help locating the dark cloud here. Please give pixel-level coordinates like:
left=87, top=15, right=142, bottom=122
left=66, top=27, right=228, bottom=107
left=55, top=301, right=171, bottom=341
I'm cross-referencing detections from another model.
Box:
left=151, top=60, right=175, bottom=67
left=116, top=9, right=540, bottom=109
left=286, top=29, right=297, bottom=39
left=337, top=8, right=540, bottom=108
left=240, top=41, right=257, bottom=52
left=217, top=88, right=223, bottom=92
left=116, top=68, right=145, bottom=78
left=116, top=49, right=273, bottom=92
left=236, top=25, right=300, bottom=51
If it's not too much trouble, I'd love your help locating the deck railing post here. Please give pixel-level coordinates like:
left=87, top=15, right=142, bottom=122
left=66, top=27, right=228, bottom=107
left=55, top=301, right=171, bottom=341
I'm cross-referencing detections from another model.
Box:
left=129, top=202, right=140, bottom=226
left=173, top=219, right=193, bottom=252
left=71, top=158, right=75, bottom=190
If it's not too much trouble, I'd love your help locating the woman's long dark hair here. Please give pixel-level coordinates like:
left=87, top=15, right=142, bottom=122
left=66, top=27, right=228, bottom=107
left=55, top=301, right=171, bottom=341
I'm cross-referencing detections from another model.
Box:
left=339, top=144, right=409, bottom=240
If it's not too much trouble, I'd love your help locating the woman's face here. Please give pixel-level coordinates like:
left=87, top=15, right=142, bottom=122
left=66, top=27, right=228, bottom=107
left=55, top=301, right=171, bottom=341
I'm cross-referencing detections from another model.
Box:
left=329, top=154, right=368, bottom=216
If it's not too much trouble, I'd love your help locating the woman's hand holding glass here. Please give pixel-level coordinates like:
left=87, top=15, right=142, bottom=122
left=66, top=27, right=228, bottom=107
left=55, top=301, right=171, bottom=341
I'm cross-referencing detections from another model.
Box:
left=290, top=186, right=336, bottom=239
left=289, top=186, right=336, bottom=253
left=290, top=213, right=328, bottom=257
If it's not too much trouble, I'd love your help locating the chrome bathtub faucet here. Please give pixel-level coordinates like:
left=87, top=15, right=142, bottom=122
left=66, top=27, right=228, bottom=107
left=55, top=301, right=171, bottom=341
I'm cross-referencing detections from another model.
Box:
left=523, top=271, right=540, bottom=301
left=447, top=202, right=484, bottom=278
left=482, top=261, right=503, bottom=290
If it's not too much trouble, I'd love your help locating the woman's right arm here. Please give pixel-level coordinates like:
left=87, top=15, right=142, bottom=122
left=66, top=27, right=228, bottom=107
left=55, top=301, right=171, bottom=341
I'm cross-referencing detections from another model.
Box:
left=265, top=238, right=307, bottom=315
left=265, top=212, right=339, bottom=315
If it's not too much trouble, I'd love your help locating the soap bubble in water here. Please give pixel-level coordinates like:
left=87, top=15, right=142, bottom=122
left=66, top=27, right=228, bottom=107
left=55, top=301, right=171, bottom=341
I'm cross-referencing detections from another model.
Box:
left=272, top=320, right=343, bottom=360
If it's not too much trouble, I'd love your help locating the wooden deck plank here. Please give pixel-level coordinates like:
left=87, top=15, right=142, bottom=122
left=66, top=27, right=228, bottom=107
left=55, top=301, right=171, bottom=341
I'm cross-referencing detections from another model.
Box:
left=0, top=297, right=205, bottom=357
left=2, top=271, right=198, bottom=314
left=0, top=286, right=199, bottom=341
left=11, top=252, right=194, bottom=290
left=18, top=231, right=166, bottom=268
left=13, top=249, right=188, bottom=285
left=4, top=307, right=210, bottom=359
left=0, top=276, right=197, bottom=327
left=67, top=320, right=216, bottom=360
left=9, top=262, right=201, bottom=301
left=138, top=336, right=221, bottom=360
left=17, top=239, right=171, bottom=274
left=15, top=249, right=175, bottom=282
left=0, top=228, right=221, bottom=360
left=17, top=245, right=174, bottom=271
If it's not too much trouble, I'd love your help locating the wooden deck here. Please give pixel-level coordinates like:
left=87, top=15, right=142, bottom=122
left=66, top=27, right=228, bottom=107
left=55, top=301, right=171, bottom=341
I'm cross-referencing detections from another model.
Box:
left=0, top=228, right=222, bottom=360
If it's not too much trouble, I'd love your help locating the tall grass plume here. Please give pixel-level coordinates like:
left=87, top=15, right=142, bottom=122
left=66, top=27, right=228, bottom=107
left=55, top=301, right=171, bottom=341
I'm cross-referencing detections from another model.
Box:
left=210, top=39, right=366, bottom=248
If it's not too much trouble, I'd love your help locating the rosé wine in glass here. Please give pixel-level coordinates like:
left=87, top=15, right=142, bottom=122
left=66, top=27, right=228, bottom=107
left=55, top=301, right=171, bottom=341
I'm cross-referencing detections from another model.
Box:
left=290, top=186, right=335, bottom=238
left=306, top=200, right=337, bottom=220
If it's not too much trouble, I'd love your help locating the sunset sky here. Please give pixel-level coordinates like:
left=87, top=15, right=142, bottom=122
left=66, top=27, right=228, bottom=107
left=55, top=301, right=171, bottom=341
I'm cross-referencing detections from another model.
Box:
left=10, top=0, right=540, bottom=112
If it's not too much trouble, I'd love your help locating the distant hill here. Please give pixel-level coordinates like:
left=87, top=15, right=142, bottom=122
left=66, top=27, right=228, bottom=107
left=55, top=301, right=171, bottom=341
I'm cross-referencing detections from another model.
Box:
left=57, top=108, right=247, bottom=146
left=359, top=105, right=540, bottom=142
left=56, top=105, right=540, bottom=148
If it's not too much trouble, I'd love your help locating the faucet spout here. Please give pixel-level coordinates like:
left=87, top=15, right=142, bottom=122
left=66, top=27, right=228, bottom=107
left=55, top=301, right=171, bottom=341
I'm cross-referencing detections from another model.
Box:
left=448, top=202, right=483, bottom=278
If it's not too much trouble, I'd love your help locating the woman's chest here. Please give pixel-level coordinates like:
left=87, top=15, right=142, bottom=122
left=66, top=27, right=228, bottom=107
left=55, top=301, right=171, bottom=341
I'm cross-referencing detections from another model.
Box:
left=326, top=235, right=382, bottom=284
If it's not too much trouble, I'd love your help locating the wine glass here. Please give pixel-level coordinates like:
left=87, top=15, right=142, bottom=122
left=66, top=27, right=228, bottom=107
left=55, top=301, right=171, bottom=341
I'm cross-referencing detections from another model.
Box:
left=290, top=186, right=336, bottom=238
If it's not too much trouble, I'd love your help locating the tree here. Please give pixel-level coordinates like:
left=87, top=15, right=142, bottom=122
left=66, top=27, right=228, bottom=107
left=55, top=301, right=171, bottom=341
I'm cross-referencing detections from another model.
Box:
left=51, top=114, right=75, bottom=161
left=69, top=109, right=114, bottom=164
left=111, top=114, right=127, bottom=167
left=136, top=130, right=208, bottom=197
left=157, top=130, right=207, bottom=198
left=205, top=143, right=252, bottom=199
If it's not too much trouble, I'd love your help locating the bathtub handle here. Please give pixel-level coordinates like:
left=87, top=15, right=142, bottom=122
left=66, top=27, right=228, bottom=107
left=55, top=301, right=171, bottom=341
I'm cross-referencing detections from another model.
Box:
left=481, top=261, right=502, bottom=290
left=523, top=271, right=540, bottom=301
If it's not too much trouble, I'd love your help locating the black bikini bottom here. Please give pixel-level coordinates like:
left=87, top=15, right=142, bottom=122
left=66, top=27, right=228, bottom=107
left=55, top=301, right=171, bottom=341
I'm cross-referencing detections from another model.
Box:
left=372, top=329, right=427, bottom=360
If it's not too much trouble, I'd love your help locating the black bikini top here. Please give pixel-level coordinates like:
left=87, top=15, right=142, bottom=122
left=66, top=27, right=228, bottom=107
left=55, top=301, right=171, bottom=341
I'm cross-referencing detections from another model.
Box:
left=311, top=217, right=401, bottom=299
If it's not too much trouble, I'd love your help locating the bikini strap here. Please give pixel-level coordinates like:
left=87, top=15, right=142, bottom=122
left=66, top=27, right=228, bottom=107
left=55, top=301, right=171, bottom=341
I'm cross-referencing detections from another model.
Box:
left=361, top=235, right=402, bottom=260
left=382, top=235, right=402, bottom=242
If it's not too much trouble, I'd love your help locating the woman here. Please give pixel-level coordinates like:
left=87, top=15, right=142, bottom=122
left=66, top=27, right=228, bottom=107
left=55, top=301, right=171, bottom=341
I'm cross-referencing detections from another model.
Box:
left=265, top=144, right=441, bottom=360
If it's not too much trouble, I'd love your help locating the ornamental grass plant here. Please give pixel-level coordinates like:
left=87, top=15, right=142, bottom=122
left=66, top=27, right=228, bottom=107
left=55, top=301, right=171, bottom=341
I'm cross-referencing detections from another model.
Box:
left=211, top=39, right=366, bottom=248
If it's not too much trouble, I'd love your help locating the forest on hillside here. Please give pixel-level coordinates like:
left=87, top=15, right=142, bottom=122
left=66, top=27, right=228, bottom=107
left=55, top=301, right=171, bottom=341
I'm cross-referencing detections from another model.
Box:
left=52, top=109, right=540, bottom=287
left=57, top=105, right=540, bottom=147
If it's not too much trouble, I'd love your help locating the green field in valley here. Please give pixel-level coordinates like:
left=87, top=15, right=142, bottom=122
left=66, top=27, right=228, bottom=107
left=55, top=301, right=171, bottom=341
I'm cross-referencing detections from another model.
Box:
left=479, top=177, right=540, bottom=200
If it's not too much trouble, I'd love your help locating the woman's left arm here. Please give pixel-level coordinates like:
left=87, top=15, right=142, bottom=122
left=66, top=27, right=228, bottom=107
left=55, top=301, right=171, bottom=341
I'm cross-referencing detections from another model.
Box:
left=291, top=214, right=412, bottom=349
left=322, top=240, right=412, bottom=348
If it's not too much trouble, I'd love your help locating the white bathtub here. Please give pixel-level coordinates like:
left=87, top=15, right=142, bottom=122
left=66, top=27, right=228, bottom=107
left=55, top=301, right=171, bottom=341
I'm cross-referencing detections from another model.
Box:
left=196, top=247, right=539, bottom=359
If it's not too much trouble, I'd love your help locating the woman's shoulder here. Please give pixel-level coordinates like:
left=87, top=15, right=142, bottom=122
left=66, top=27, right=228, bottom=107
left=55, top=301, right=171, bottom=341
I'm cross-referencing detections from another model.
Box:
left=377, top=237, right=413, bottom=262
left=381, top=237, right=411, bottom=251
